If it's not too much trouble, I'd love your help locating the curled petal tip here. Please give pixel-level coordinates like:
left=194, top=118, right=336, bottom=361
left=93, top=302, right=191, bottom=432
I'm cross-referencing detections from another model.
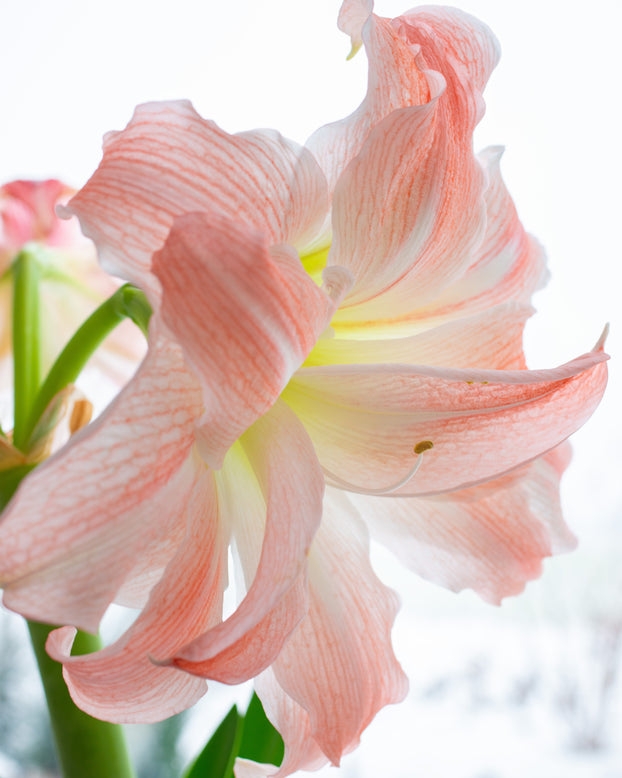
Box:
left=595, top=323, right=610, bottom=351
left=338, top=0, right=373, bottom=58
left=346, top=41, right=363, bottom=60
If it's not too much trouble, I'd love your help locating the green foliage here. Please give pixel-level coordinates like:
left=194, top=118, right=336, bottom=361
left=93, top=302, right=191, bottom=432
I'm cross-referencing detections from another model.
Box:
left=183, top=694, right=284, bottom=778
left=183, top=706, right=242, bottom=778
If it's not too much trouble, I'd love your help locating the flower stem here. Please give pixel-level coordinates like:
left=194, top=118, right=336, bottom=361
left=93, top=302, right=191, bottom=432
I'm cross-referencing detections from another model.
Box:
left=23, top=283, right=151, bottom=448
left=9, top=268, right=143, bottom=778
left=28, top=622, right=136, bottom=778
left=12, top=249, right=41, bottom=451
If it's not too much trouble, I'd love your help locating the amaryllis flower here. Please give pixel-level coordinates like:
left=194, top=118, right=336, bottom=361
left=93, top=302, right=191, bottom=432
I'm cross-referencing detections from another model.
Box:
left=0, top=179, right=144, bottom=397
left=0, top=2, right=608, bottom=776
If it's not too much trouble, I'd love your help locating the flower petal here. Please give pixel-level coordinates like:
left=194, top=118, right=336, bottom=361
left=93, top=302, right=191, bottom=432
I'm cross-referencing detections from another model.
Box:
left=406, top=147, right=547, bottom=329
left=46, top=454, right=223, bottom=723
left=307, top=6, right=498, bottom=231
left=0, top=335, right=203, bottom=632
left=165, top=400, right=324, bottom=682
left=153, top=211, right=352, bottom=468
left=337, top=0, right=374, bottom=58
left=251, top=492, right=407, bottom=772
left=60, top=101, right=328, bottom=291
left=350, top=446, right=575, bottom=605
left=328, top=9, right=505, bottom=320
left=307, top=301, right=532, bottom=369
left=286, top=337, right=608, bottom=496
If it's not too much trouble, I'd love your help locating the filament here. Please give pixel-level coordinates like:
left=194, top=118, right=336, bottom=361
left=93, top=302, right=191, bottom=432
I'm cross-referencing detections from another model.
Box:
left=322, top=441, right=433, bottom=496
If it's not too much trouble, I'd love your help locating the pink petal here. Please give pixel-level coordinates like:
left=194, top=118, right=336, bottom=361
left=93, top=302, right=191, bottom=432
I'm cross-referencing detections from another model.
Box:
left=164, top=400, right=324, bottom=682
left=404, top=147, right=547, bottom=330
left=349, top=446, right=575, bottom=605
left=337, top=0, right=374, bottom=57
left=235, top=670, right=329, bottom=778
left=307, top=6, right=498, bottom=213
left=307, top=301, right=532, bottom=369
left=0, top=179, right=73, bottom=256
left=252, top=493, right=407, bottom=772
left=153, top=211, right=352, bottom=468
left=307, top=14, right=434, bottom=202
left=46, top=456, right=223, bottom=723
left=0, top=335, right=203, bottom=632
left=285, top=338, right=608, bottom=496
left=60, top=101, right=328, bottom=291
left=327, top=9, right=506, bottom=320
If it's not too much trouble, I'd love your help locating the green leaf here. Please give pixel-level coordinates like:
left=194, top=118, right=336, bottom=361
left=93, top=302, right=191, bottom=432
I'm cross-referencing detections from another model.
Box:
left=238, top=693, right=284, bottom=767
left=183, top=705, right=243, bottom=778
left=0, top=464, right=36, bottom=511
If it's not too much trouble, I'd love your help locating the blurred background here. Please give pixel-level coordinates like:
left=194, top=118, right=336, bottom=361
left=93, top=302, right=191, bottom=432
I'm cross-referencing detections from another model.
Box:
left=1, top=0, right=621, bottom=776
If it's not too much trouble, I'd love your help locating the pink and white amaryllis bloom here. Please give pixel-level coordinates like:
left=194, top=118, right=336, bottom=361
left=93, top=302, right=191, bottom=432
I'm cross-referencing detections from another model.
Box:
left=0, top=179, right=144, bottom=397
left=0, top=2, right=608, bottom=776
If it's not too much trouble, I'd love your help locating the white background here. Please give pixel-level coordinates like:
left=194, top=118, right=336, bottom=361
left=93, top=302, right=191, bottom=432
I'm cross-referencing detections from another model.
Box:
left=2, top=1, right=621, bottom=775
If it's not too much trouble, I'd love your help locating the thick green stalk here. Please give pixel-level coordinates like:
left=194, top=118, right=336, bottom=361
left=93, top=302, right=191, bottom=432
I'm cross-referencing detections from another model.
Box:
left=28, top=623, right=136, bottom=778
left=12, top=250, right=41, bottom=450
left=9, top=271, right=144, bottom=778
left=23, top=283, right=151, bottom=448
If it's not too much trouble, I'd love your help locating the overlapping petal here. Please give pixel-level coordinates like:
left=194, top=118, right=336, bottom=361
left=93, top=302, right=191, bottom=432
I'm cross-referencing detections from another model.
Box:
left=286, top=339, right=608, bottom=496
left=46, top=452, right=221, bottom=722
left=165, top=401, right=324, bottom=682
left=0, top=336, right=203, bottom=632
left=238, top=492, right=407, bottom=776
left=349, top=446, right=575, bottom=605
left=152, top=211, right=352, bottom=468
left=60, top=101, right=329, bottom=292
left=307, top=302, right=532, bottom=369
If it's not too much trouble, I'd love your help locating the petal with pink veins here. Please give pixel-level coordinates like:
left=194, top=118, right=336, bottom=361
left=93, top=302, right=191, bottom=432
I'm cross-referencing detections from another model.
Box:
left=47, top=454, right=224, bottom=723
left=309, top=301, right=532, bottom=369
left=163, top=400, right=324, bottom=683
left=245, top=491, right=407, bottom=774
left=153, top=211, right=352, bottom=469
left=406, top=147, right=547, bottom=330
left=285, top=337, right=608, bottom=496
left=307, top=6, right=498, bottom=225
left=0, top=335, right=203, bottom=633
left=328, top=12, right=503, bottom=318
left=349, top=446, right=575, bottom=605
left=337, top=0, right=374, bottom=58
left=59, top=101, right=329, bottom=292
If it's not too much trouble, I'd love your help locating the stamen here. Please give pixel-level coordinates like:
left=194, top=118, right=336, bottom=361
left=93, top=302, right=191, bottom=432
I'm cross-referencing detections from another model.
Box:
left=69, top=398, right=93, bottom=435
left=322, top=441, right=433, bottom=496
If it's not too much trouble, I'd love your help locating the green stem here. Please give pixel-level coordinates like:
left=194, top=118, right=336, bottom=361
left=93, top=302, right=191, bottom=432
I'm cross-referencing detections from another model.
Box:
left=28, top=622, right=136, bottom=778
left=12, top=250, right=41, bottom=450
left=23, top=284, right=151, bottom=448
left=8, top=274, right=149, bottom=777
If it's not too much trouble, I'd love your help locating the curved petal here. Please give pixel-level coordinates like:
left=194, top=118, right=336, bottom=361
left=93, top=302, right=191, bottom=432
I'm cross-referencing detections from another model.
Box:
left=0, top=335, right=203, bottom=632
left=235, top=669, right=328, bottom=778
left=153, top=211, right=352, bottom=469
left=164, top=400, right=324, bottom=682
left=0, top=179, right=74, bottom=258
left=252, top=492, right=407, bottom=773
left=60, top=101, right=328, bottom=291
left=350, top=446, right=575, bottom=605
left=285, top=337, right=608, bottom=496
left=337, top=0, right=374, bottom=58
left=307, top=301, right=532, bottom=369
left=327, top=7, right=505, bottom=320
left=307, top=7, right=498, bottom=238
left=47, top=455, right=223, bottom=723
left=405, top=147, right=547, bottom=329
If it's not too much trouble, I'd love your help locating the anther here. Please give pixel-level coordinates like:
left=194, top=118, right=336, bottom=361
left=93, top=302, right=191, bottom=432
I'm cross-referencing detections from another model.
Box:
left=322, top=440, right=433, bottom=496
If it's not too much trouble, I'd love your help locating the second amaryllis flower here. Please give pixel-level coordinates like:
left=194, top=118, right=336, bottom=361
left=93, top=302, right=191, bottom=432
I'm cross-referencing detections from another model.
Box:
left=0, top=2, right=608, bottom=776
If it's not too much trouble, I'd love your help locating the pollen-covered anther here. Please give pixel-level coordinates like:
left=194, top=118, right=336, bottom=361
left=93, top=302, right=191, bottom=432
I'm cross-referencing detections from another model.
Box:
left=69, top=399, right=94, bottom=436
left=322, top=440, right=433, bottom=496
